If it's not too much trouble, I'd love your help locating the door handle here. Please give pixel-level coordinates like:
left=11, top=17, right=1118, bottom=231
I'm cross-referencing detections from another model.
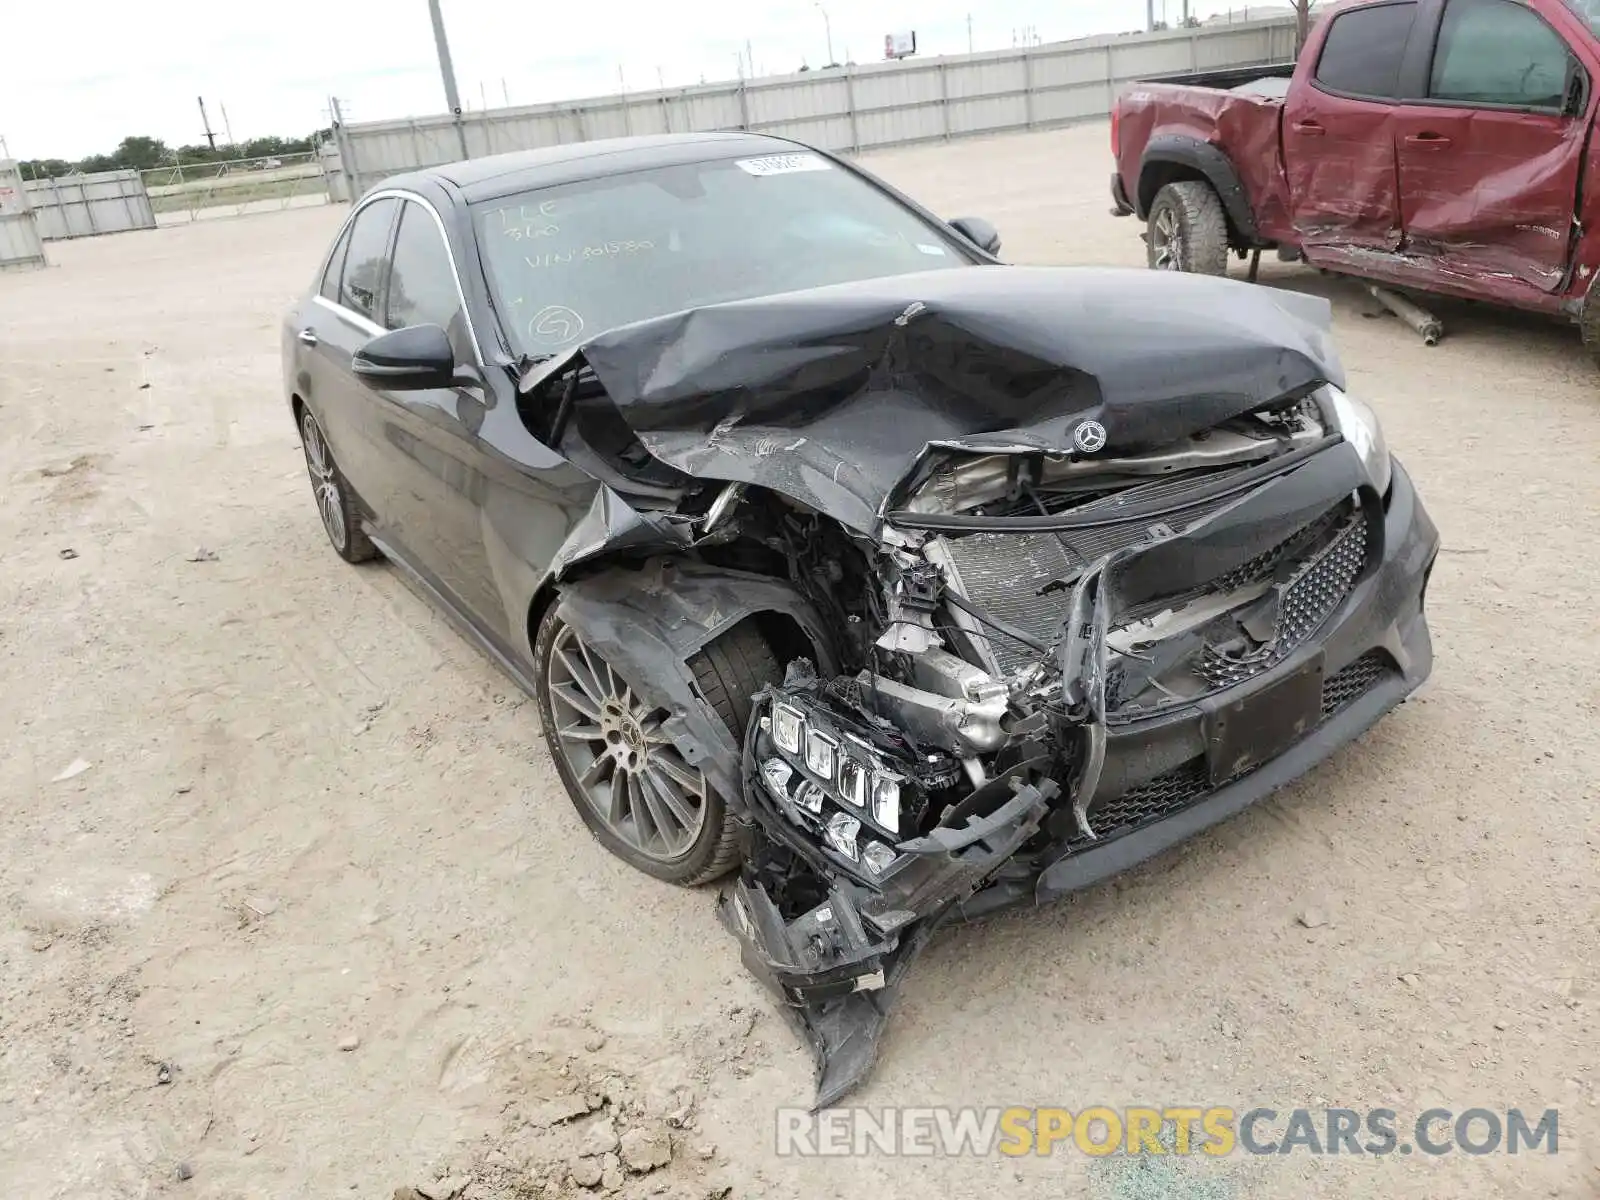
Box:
left=1293, top=120, right=1326, bottom=136
left=1404, top=132, right=1453, bottom=149
left=297, top=328, right=319, bottom=346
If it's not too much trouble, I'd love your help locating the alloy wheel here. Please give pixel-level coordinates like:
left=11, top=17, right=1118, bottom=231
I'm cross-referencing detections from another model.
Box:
left=300, top=411, right=348, bottom=551
left=545, top=623, right=709, bottom=861
left=1151, top=207, right=1183, bottom=270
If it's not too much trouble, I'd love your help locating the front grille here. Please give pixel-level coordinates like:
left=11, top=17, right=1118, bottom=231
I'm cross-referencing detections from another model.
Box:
left=1320, top=650, right=1391, bottom=717
left=934, top=472, right=1283, bottom=678
left=1070, top=650, right=1399, bottom=847
left=1085, top=758, right=1211, bottom=838
left=1193, top=512, right=1368, bottom=690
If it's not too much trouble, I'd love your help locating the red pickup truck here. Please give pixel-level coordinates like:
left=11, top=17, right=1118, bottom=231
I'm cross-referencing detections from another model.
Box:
left=1111, top=0, right=1600, bottom=347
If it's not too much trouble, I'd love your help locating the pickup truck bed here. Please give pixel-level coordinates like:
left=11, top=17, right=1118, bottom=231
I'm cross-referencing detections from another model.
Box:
left=1113, top=64, right=1298, bottom=252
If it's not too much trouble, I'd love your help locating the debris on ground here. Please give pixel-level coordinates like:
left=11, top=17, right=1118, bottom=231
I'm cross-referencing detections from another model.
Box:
left=415, top=1176, right=470, bottom=1199
left=1296, top=908, right=1328, bottom=929
left=338, top=1034, right=361, bottom=1052
left=528, top=1093, right=594, bottom=1128
left=185, top=547, right=219, bottom=563
left=579, top=1117, right=619, bottom=1158
left=58, top=547, right=78, bottom=559
left=155, top=1061, right=173, bottom=1085
left=51, top=758, right=92, bottom=782
left=174, top=1161, right=193, bottom=1181
left=619, top=1125, right=672, bottom=1173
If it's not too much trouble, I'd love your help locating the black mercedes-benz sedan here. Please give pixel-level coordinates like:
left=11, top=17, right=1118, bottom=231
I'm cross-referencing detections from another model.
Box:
left=283, top=132, right=1438, bottom=1104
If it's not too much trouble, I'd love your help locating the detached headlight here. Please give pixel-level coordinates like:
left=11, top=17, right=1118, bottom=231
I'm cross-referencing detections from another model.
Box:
left=1321, top=384, right=1392, bottom=497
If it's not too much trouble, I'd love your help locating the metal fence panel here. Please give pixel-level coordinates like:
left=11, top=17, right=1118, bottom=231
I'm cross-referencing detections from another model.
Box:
left=0, top=160, right=47, bottom=271
left=24, top=169, right=156, bottom=240
left=334, top=17, right=1297, bottom=196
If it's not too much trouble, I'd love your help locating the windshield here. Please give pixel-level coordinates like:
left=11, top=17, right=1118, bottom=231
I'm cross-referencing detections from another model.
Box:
left=473, top=151, right=974, bottom=357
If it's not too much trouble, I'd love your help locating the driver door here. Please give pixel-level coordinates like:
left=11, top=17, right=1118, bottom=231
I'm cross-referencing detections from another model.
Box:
left=368, top=198, right=509, bottom=637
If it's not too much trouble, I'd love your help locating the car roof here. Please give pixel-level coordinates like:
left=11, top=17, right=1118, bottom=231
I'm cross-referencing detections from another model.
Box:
left=381, top=132, right=811, bottom=205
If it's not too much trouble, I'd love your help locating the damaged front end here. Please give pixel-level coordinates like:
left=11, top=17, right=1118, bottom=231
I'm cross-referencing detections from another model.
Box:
left=530, top=268, right=1436, bottom=1107
left=721, top=662, right=1056, bottom=1107
left=714, top=389, right=1431, bottom=1106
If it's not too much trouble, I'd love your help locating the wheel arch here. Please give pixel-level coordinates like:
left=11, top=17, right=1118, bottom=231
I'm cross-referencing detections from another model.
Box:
left=536, top=558, right=839, bottom=805
left=1139, top=136, right=1262, bottom=248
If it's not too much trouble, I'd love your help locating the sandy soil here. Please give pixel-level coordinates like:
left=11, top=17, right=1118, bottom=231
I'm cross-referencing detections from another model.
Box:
left=1, top=122, right=1596, bottom=1200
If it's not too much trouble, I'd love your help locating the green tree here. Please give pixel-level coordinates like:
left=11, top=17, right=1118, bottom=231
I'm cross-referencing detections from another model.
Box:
left=112, top=136, right=170, bottom=170
left=19, top=158, right=73, bottom=180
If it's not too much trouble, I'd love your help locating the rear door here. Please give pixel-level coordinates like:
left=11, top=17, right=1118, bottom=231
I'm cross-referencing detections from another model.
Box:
left=1392, top=0, right=1591, bottom=292
left=298, top=196, right=400, bottom=515
left=1283, top=1, right=1421, bottom=250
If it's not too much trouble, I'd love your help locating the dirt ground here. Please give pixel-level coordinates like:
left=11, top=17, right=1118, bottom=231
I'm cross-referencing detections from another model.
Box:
left=2, top=122, right=1596, bottom=1200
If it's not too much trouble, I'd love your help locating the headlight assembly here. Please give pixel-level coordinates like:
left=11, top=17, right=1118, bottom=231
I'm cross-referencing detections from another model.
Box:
left=1321, top=384, right=1392, bottom=497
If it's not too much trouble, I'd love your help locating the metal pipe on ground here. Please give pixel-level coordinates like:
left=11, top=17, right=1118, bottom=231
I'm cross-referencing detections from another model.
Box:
left=1366, top=283, right=1443, bottom=346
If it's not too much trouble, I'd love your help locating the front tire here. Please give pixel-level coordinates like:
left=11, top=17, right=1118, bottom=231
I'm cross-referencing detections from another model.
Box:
left=1147, top=180, right=1230, bottom=276
left=534, top=605, right=782, bottom=886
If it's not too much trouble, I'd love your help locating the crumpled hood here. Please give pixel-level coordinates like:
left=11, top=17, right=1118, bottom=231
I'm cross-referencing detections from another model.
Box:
left=548, top=265, right=1344, bottom=534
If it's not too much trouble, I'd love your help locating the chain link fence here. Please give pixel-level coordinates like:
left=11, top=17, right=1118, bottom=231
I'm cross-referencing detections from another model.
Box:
left=141, top=151, right=336, bottom=224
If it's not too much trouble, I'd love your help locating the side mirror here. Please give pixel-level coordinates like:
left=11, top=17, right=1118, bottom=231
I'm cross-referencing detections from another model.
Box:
left=352, top=324, right=455, bottom=391
left=949, top=216, right=1002, bottom=257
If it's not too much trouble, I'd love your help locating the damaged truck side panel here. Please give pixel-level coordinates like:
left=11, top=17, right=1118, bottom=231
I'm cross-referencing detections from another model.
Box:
left=1112, top=0, right=1600, bottom=329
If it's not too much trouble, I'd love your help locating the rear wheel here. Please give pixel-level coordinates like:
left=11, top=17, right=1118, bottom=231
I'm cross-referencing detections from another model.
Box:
left=1147, top=181, right=1230, bottom=277
left=534, top=606, right=782, bottom=885
left=299, top=407, right=378, bottom=563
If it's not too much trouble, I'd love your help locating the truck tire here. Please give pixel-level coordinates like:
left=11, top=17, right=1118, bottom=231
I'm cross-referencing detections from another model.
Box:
left=1147, top=181, right=1230, bottom=277
left=534, top=605, right=782, bottom=886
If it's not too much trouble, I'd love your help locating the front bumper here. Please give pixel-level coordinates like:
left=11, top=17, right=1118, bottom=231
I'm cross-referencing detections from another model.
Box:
left=979, top=454, right=1438, bottom=914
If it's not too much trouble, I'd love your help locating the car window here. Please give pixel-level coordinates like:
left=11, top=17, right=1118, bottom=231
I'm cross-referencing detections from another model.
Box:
left=385, top=202, right=466, bottom=339
left=1431, top=0, right=1574, bottom=109
left=338, top=197, right=398, bottom=322
left=319, top=225, right=352, bottom=301
left=473, top=153, right=974, bottom=357
left=1314, top=2, right=1419, bottom=99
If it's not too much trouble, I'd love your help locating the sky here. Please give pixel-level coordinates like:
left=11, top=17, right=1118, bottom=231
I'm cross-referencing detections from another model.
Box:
left=0, top=0, right=1269, bottom=160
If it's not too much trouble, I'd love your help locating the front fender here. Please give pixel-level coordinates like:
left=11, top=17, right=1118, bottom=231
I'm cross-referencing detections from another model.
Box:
left=555, top=560, right=837, bottom=803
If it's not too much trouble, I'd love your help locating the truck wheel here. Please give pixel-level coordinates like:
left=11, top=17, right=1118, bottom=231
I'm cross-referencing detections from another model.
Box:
left=1147, top=181, right=1229, bottom=276
left=534, top=606, right=782, bottom=886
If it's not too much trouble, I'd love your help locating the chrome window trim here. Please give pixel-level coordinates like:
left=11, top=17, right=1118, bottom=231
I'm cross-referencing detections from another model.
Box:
left=312, top=188, right=483, bottom=362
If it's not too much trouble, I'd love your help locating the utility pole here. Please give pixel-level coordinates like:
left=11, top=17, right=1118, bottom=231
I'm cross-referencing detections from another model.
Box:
left=427, top=0, right=463, bottom=114
left=197, top=96, right=217, bottom=151
left=967, top=13, right=974, bottom=53
left=1182, top=0, right=1190, bottom=24
left=1147, top=0, right=1156, bottom=31
left=219, top=104, right=235, bottom=149
left=816, top=2, right=835, bottom=65
left=426, top=0, right=469, bottom=159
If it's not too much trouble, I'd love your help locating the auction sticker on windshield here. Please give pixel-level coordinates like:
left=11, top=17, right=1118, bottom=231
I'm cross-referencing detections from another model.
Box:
left=736, top=153, right=832, bottom=176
